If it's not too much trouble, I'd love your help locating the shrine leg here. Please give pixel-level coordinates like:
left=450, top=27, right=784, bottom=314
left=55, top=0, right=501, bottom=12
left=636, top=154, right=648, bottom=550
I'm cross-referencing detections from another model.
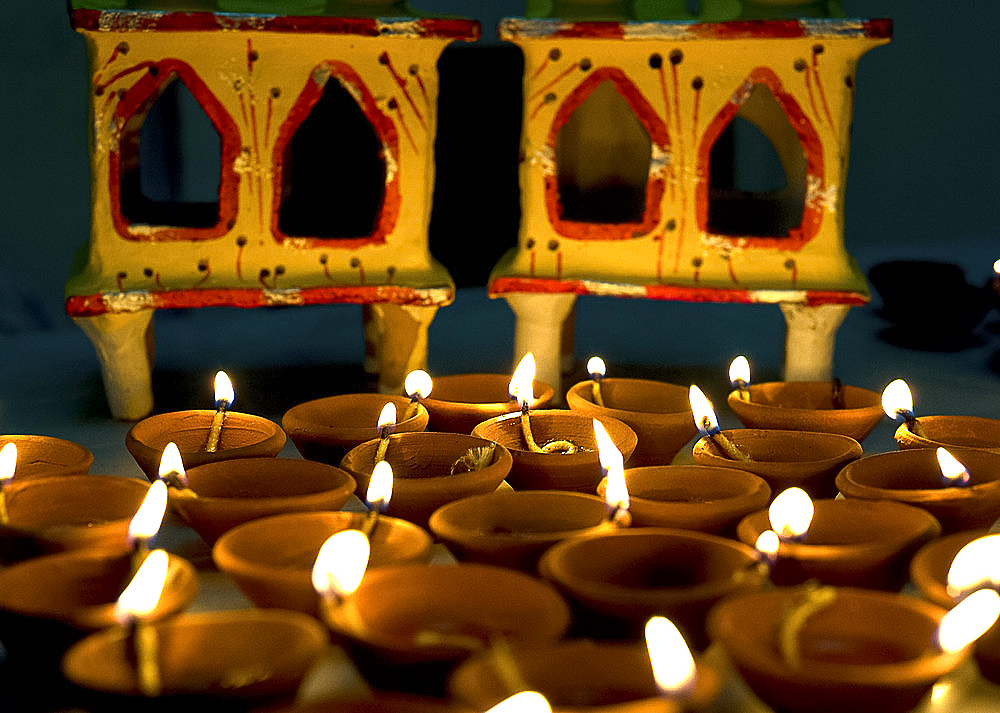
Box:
left=779, top=302, right=851, bottom=382
left=368, top=304, right=438, bottom=395
left=503, top=292, right=577, bottom=400
left=73, top=310, right=155, bottom=421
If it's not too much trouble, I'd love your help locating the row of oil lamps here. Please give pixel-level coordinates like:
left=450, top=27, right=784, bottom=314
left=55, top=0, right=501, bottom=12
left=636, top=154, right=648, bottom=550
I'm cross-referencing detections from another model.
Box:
left=2, top=355, right=1000, bottom=712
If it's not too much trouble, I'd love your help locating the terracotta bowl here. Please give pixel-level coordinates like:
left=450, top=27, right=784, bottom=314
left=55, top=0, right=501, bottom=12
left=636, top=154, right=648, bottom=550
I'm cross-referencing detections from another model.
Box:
left=339, top=432, right=513, bottom=529
left=708, top=586, right=962, bottom=713
left=267, top=695, right=465, bottom=713
left=3, top=474, right=150, bottom=557
left=449, top=638, right=720, bottom=713
left=168, top=457, right=356, bottom=545
left=893, top=415, right=1000, bottom=453
left=213, top=510, right=433, bottom=617
left=909, top=529, right=987, bottom=610
left=471, top=410, right=637, bottom=493
left=835, top=447, right=1000, bottom=533
left=0, top=435, right=93, bottom=479
left=566, top=378, right=697, bottom=467
left=691, top=429, right=862, bottom=500
left=597, top=465, right=771, bottom=535
left=736, top=499, right=941, bottom=589
left=62, top=609, right=327, bottom=699
left=726, top=381, right=884, bottom=442
left=126, top=410, right=286, bottom=482
left=538, top=528, right=767, bottom=648
left=427, top=490, right=615, bottom=572
left=283, top=393, right=429, bottom=466
left=422, top=374, right=554, bottom=434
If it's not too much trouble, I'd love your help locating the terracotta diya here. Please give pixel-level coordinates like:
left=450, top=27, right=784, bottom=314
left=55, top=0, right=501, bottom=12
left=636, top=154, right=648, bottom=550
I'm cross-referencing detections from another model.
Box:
left=339, top=432, right=513, bottom=528
left=0, top=435, right=93, bottom=479
left=736, top=498, right=941, bottom=589
left=421, top=373, right=554, bottom=434
left=596, top=465, right=771, bottom=534
left=835, top=447, right=1000, bottom=533
left=893, top=414, right=1000, bottom=453
left=283, top=393, right=429, bottom=466
left=538, top=528, right=767, bottom=648
left=691, top=428, right=862, bottom=500
left=167, top=457, right=356, bottom=545
left=471, top=411, right=637, bottom=492
left=213, top=510, right=432, bottom=617
left=427, top=490, right=615, bottom=572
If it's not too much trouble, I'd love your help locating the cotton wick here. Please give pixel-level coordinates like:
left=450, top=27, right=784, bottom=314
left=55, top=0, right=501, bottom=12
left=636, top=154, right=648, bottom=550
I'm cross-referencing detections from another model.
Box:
left=519, top=401, right=578, bottom=454
left=373, top=403, right=397, bottom=466
left=701, top=416, right=751, bottom=462
left=587, top=356, right=606, bottom=407
left=205, top=371, right=234, bottom=453
left=780, top=582, right=837, bottom=670
left=831, top=378, right=846, bottom=409
left=728, top=356, right=751, bottom=402
left=402, top=369, right=432, bottom=421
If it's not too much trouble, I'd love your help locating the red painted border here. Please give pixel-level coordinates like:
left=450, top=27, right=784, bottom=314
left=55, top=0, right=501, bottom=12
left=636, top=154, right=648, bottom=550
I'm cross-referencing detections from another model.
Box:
left=270, top=61, right=401, bottom=249
left=108, top=59, right=241, bottom=242
left=511, top=17, right=891, bottom=41
left=546, top=67, right=669, bottom=240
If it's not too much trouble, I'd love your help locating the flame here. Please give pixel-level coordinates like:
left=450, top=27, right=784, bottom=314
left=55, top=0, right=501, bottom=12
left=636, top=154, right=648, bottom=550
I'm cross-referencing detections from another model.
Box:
left=994, top=258, right=1000, bottom=275
left=509, top=353, right=536, bottom=408
left=377, top=402, right=397, bottom=432
left=768, top=487, right=814, bottom=540
left=157, top=442, right=187, bottom=486
left=594, top=420, right=628, bottom=511
left=115, top=549, right=169, bottom=624
left=936, top=588, right=1000, bottom=654
left=485, top=691, right=552, bottom=713
left=214, top=370, right=234, bottom=409
left=404, top=369, right=433, bottom=400
left=937, top=448, right=971, bottom=486
left=688, top=385, right=719, bottom=434
left=645, top=615, right=697, bottom=696
left=587, top=356, right=606, bottom=379
left=755, top=530, right=780, bottom=560
left=366, top=460, right=393, bottom=511
left=128, top=480, right=168, bottom=543
left=881, top=379, right=913, bottom=420
left=312, top=529, right=370, bottom=600
left=0, top=442, right=16, bottom=485
left=947, top=534, right=1000, bottom=599
left=729, top=355, right=751, bottom=386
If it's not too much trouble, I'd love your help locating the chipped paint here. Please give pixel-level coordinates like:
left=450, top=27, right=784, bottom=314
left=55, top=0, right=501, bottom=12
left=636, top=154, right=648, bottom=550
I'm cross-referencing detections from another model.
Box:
left=579, top=280, right=647, bottom=298
left=282, top=238, right=311, bottom=250
left=530, top=144, right=556, bottom=175
left=749, top=289, right=808, bottom=304
left=806, top=175, right=838, bottom=212
left=649, top=145, right=671, bottom=178
left=102, top=290, right=154, bottom=313
left=375, top=19, right=424, bottom=38
left=623, top=22, right=696, bottom=40
left=263, top=288, right=304, bottom=306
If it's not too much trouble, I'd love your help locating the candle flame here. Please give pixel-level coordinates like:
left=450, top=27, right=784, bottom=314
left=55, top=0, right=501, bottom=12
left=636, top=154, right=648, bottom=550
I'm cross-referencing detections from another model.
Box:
left=994, top=258, right=1000, bottom=276
left=881, top=379, right=914, bottom=420
left=509, top=353, right=536, bottom=408
left=947, top=534, right=1000, bottom=599
left=485, top=691, right=552, bottom=713
left=214, top=370, right=234, bottom=409
left=594, top=420, right=628, bottom=512
left=688, top=385, right=719, bottom=435
left=768, top=487, right=814, bottom=540
left=128, top=480, right=168, bottom=544
left=0, top=442, right=16, bottom=485
left=377, top=402, right=397, bottom=432
left=157, top=442, right=187, bottom=487
left=937, top=448, right=971, bottom=487
left=587, top=356, right=606, bottom=379
left=366, top=460, right=393, bottom=511
left=755, top=530, right=780, bottom=560
left=404, top=369, right=433, bottom=400
left=729, top=355, right=751, bottom=386
left=115, top=549, right=169, bottom=624
left=311, top=529, right=370, bottom=601
left=936, top=588, right=1000, bottom=654
left=645, top=615, right=697, bottom=696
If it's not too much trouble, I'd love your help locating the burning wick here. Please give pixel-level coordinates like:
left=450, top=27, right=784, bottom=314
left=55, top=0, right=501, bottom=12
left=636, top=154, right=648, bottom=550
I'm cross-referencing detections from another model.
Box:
left=127, top=479, right=168, bottom=575
left=510, top=353, right=577, bottom=454
left=373, top=402, right=397, bottom=465
left=205, top=371, right=234, bottom=453
left=769, top=487, right=814, bottom=543
left=755, top=529, right=780, bottom=567
left=587, top=356, right=606, bottom=407
left=946, top=533, right=1000, bottom=599
left=881, top=378, right=924, bottom=437
left=645, top=615, right=697, bottom=699
left=594, top=420, right=630, bottom=527
left=158, top=442, right=196, bottom=499
left=0, top=442, right=17, bottom=525
left=728, top=356, right=751, bottom=402
left=831, top=378, right=846, bottom=409
left=937, top=447, right=971, bottom=487
left=689, top=385, right=750, bottom=462
left=402, top=369, right=432, bottom=421
left=936, top=588, right=1000, bottom=654
left=312, top=529, right=371, bottom=637
left=362, top=460, right=393, bottom=537
left=115, top=548, right=169, bottom=697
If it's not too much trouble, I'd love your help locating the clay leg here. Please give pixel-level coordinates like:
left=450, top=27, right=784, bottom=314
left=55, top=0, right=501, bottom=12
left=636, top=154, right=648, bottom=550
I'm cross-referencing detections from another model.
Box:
left=73, top=310, right=155, bottom=421
left=779, top=302, right=851, bottom=382
left=503, top=292, right=577, bottom=400
left=368, top=303, right=438, bottom=395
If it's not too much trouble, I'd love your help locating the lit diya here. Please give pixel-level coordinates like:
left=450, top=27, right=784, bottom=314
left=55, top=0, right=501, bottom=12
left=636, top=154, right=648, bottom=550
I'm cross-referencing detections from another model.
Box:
left=565, top=356, right=697, bottom=466
left=127, top=371, right=285, bottom=482
left=0, top=434, right=93, bottom=479
left=420, top=370, right=555, bottom=434
left=725, top=355, right=884, bottom=442
left=882, top=378, right=1000, bottom=453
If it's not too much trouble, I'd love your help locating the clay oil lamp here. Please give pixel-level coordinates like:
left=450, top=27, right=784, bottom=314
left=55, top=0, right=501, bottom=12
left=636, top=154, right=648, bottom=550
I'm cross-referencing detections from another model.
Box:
left=538, top=527, right=767, bottom=648
left=339, top=430, right=513, bottom=529
left=565, top=355, right=697, bottom=466
left=689, top=384, right=862, bottom=499
left=0, top=434, right=93, bottom=479
left=127, top=371, right=286, bottom=482
left=708, top=583, right=1000, bottom=713
left=882, top=377, right=1000, bottom=453
left=725, top=355, right=884, bottom=442
left=160, top=443, right=356, bottom=545
left=735, top=486, right=940, bottom=590
left=472, top=353, right=636, bottom=492
left=596, top=464, right=771, bottom=535
left=835, top=446, right=1000, bottom=533
left=449, top=616, right=719, bottom=713
left=421, top=369, right=555, bottom=435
